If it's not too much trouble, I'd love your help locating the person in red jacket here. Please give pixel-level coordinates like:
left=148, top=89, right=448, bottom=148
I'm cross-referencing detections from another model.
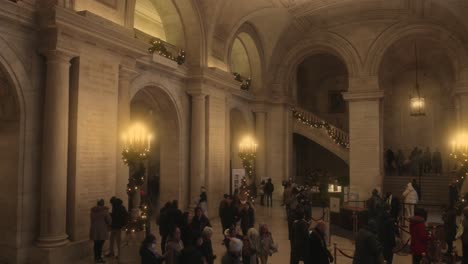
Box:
left=409, top=208, right=430, bottom=264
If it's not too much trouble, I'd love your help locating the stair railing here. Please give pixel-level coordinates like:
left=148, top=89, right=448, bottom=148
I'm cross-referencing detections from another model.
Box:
left=291, top=106, right=350, bottom=149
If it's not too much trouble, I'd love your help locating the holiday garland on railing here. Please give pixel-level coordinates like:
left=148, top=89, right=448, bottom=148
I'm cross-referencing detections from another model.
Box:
left=148, top=39, right=186, bottom=65
left=292, top=107, right=350, bottom=149
left=233, top=72, right=251, bottom=91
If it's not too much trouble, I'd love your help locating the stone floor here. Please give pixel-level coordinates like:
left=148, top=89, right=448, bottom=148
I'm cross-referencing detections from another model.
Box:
left=80, top=203, right=461, bottom=264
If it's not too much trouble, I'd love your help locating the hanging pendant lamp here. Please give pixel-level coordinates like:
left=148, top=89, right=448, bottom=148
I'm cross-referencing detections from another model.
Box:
left=410, top=44, right=426, bottom=116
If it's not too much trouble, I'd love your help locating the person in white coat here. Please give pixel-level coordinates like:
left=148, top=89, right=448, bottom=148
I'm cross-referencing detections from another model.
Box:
left=402, top=182, right=419, bottom=218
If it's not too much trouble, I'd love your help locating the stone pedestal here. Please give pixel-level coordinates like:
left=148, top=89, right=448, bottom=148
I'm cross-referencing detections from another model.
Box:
left=343, top=90, right=384, bottom=201
left=36, top=50, right=72, bottom=248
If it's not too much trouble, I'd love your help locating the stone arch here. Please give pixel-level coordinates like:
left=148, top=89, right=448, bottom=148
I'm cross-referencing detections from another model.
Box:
left=226, top=22, right=265, bottom=93
left=272, top=32, right=361, bottom=96
left=366, top=22, right=468, bottom=80
left=227, top=102, right=255, bottom=179
left=129, top=74, right=187, bottom=208
left=0, top=36, right=31, bottom=261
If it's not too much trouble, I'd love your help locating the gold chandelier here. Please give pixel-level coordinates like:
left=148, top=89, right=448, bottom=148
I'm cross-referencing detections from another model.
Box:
left=410, top=44, right=425, bottom=116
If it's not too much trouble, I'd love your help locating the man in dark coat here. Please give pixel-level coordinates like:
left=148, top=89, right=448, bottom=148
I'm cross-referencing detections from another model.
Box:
left=306, top=221, right=333, bottom=264
left=219, top=194, right=230, bottom=234
left=290, top=210, right=310, bottom=264
left=157, top=202, right=171, bottom=254
left=264, top=178, right=274, bottom=207
left=443, top=205, right=457, bottom=256
left=353, top=220, right=384, bottom=264
left=379, top=210, right=396, bottom=264
left=449, top=182, right=459, bottom=208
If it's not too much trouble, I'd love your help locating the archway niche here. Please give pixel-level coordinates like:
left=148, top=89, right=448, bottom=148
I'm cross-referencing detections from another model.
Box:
left=130, top=86, right=182, bottom=211
left=229, top=108, right=252, bottom=187
left=134, top=0, right=166, bottom=40
left=296, top=53, right=349, bottom=131
left=293, top=133, right=349, bottom=186
left=379, top=37, right=455, bottom=176
left=229, top=30, right=263, bottom=93
left=0, top=68, right=20, bottom=254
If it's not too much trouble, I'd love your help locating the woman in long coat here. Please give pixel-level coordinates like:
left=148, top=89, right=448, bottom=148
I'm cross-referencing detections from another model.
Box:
left=90, top=199, right=112, bottom=263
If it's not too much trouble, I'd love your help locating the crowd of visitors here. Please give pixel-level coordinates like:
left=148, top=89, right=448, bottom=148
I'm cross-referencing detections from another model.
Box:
left=87, top=175, right=468, bottom=264
left=385, top=147, right=443, bottom=176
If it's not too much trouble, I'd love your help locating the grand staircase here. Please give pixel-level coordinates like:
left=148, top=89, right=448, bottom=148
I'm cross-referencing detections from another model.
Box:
left=382, top=175, right=451, bottom=206
left=291, top=107, right=350, bottom=163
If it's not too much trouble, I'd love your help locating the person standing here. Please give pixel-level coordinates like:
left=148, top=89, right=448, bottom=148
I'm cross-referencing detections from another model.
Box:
left=423, top=147, right=432, bottom=173
left=107, top=198, right=128, bottom=259
left=432, top=148, right=442, bottom=174
left=307, top=221, right=333, bottom=264
left=219, top=194, right=230, bottom=234
left=140, top=234, right=164, bottom=264
left=353, top=220, right=384, bottom=264
left=443, top=205, right=457, bottom=256
left=380, top=210, right=396, bottom=264
left=385, top=192, right=401, bottom=235
left=396, top=149, right=405, bottom=176
left=264, top=179, right=274, bottom=207
left=165, top=227, right=184, bottom=264
left=158, top=202, right=171, bottom=254
left=192, top=206, right=211, bottom=235
left=259, top=181, right=265, bottom=206
left=449, top=182, right=459, bottom=208
left=290, top=210, right=309, bottom=264
left=410, top=209, right=430, bottom=264
left=402, top=182, right=418, bottom=218
left=201, top=227, right=216, bottom=264
left=90, top=199, right=112, bottom=263
left=412, top=179, right=421, bottom=201
left=410, top=147, right=419, bottom=176
left=258, top=224, right=277, bottom=264
left=222, top=238, right=243, bottom=264
left=199, top=187, right=208, bottom=217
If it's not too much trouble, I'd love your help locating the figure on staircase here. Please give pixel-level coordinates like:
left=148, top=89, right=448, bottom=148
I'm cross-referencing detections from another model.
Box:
left=432, top=148, right=442, bottom=175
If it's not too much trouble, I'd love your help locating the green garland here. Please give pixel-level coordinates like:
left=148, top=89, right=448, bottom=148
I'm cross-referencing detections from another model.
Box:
left=148, top=39, right=186, bottom=65
left=122, top=148, right=150, bottom=233
left=292, top=107, right=349, bottom=149
left=233, top=72, right=251, bottom=91
left=239, top=152, right=256, bottom=179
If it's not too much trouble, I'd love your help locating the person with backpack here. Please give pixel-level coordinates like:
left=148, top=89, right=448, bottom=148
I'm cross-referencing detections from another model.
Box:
left=264, top=179, right=274, bottom=207
left=107, top=197, right=128, bottom=259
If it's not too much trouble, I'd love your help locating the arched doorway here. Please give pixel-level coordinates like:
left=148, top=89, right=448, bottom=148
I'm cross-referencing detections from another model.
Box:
left=229, top=108, right=254, bottom=191
left=130, top=86, right=183, bottom=211
left=0, top=68, right=20, bottom=260
left=379, top=38, right=455, bottom=177
left=294, top=53, right=350, bottom=184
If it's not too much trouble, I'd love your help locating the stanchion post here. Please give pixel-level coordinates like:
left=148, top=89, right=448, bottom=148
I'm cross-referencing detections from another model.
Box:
left=334, top=243, right=337, bottom=264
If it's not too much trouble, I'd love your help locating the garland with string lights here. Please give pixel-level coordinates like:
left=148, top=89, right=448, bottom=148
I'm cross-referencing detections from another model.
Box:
left=121, top=149, right=150, bottom=232
left=450, top=148, right=468, bottom=213
left=239, top=177, right=255, bottom=204
left=233, top=72, right=251, bottom=91
left=148, top=39, right=186, bottom=65
left=239, top=151, right=256, bottom=179
left=292, top=107, right=350, bottom=149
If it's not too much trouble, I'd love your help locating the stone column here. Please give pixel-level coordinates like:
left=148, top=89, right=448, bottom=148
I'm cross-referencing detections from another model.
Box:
left=343, top=90, right=384, bottom=202
left=254, top=111, right=266, bottom=185
left=37, top=50, right=72, bottom=247
left=189, top=92, right=207, bottom=205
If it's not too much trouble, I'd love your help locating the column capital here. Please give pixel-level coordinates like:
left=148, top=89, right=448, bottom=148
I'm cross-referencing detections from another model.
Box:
left=119, top=65, right=138, bottom=80
left=343, top=90, right=384, bottom=102
left=187, top=89, right=209, bottom=99
left=43, top=50, right=75, bottom=64
left=348, top=76, right=379, bottom=91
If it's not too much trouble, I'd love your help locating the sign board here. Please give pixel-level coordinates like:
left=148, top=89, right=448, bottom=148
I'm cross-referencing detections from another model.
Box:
left=232, top=169, right=245, bottom=192
left=330, top=197, right=341, bottom=213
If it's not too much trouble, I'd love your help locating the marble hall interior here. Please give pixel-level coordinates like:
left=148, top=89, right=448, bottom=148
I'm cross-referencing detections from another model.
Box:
left=3, top=0, right=468, bottom=263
